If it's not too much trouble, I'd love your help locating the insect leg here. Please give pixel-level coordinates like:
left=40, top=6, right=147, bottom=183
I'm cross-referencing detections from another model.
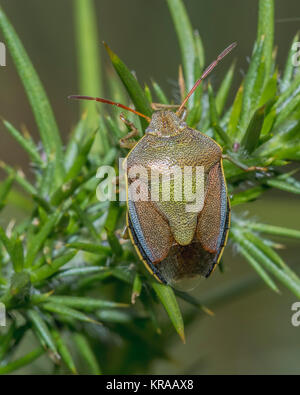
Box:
left=112, top=175, right=120, bottom=194
left=119, top=113, right=139, bottom=149
left=222, top=154, right=268, bottom=172
left=121, top=225, right=130, bottom=240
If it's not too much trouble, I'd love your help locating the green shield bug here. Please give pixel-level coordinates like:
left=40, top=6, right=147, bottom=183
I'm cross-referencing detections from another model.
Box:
left=70, top=42, right=267, bottom=287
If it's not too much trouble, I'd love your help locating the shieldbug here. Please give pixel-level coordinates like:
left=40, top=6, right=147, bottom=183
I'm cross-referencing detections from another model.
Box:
left=70, top=42, right=266, bottom=287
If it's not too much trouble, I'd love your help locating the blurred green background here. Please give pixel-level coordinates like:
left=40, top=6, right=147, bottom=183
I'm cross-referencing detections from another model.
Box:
left=0, top=0, right=299, bottom=374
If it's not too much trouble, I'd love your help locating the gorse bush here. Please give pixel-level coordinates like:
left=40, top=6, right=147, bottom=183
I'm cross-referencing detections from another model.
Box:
left=0, top=0, right=300, bottom=374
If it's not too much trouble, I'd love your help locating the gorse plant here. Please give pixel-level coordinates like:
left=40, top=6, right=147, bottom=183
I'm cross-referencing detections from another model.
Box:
left=0, top=0, right=300, bottom=374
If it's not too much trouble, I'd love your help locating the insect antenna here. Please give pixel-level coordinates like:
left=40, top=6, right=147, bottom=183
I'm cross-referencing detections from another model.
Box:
left=68, top=95, right=151, bottom=122
left=176, top=42, right=237, bottom=115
